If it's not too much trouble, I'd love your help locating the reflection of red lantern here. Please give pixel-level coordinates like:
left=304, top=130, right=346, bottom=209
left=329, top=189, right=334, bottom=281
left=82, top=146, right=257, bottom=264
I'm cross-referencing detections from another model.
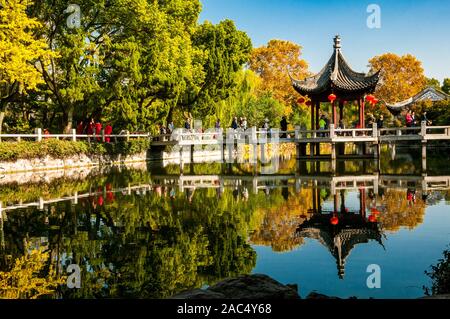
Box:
left=368, top=214, right=377, bottom=223
left=297, top=97, right=305, bottom=104
left=328, top=94, right=337, bottom=103
left=106, top=183, right=112, bottom=191
left=330, top=216, right=339, bottom=225
left=371, top=208, right=381, bottom=215
left=345, top=208, right=349, bottom=213
left=98, top=195, right=104, bottom=206
left=305, top=100, right=312, bottom=106
left=106, top=192, right=115, bottom=203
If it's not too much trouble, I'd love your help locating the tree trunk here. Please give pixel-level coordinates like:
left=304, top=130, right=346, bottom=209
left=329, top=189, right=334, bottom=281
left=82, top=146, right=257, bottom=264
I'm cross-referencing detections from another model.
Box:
left=0, top=103, right=7, bottom=139
left=63, top=105, right=74, bottom=133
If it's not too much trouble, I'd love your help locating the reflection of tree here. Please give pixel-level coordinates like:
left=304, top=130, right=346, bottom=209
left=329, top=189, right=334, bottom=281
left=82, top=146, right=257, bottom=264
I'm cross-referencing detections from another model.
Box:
left=1, top=180, right=261, bottom=298
left=250, top=189, right=311, bottom=252
left=0, top=247, right=65, bottom=299
left=380, top=189, right=426, bottom=231
left=424, top=245, right=450, bottom=296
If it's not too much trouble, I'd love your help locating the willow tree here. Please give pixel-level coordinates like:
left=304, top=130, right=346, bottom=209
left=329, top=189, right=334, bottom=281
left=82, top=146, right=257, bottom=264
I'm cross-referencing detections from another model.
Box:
left=0, top=0, right=54, bottom=134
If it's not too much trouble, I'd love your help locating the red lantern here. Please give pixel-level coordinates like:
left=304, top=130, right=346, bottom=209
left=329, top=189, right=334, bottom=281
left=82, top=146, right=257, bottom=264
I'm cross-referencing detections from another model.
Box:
left=305, top=100, right=312, bottom=106
left=368, top=214, right=377, bottom=223
left=371, top=208, right=381, bottom=215
left=330, top=216, right=339, bottom=225
left=297, top=97, right=305, bottom=104
left=328, top=93, right=337, bottom=103
left=366, top=95, right=374, bottom=102
left=371, top=98, right=379, bottom=105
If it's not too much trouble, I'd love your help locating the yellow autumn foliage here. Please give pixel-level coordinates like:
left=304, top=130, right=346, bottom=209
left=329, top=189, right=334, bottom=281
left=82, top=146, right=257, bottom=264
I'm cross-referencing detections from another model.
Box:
left=0, top=248, right=66, bottom=299
left=380, top=189, right=426, bottom=231
left=250, top=188, right=312, bottom=252
left=0, top=0, right=56, bottom=92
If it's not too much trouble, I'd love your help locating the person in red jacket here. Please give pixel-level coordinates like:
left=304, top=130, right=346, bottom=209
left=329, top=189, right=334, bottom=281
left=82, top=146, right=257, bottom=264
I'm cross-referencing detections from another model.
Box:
left=76, top=121, right=84, bottom=135
left=104, top=123, right=113, bottom=143
left=95, top=120, right=102, bottom=141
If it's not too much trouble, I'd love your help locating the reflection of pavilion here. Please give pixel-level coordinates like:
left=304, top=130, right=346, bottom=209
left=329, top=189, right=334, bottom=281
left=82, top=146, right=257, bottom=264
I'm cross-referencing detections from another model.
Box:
left=296, top=212, right=384, bottom=279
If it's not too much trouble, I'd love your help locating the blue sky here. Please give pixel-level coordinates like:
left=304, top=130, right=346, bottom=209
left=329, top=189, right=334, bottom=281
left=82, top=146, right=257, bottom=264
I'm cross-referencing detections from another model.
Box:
left=199, top=0, right=450, bottom=82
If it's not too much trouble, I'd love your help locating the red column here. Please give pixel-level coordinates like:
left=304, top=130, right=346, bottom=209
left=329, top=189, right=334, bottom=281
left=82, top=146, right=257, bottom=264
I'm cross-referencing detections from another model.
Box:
left=332, top=102, right=337, bottom=125
left=361, top=99, right=366, bottom=128
left=357, top=99, right=362, bottom=128
left=360, top=189, right=366, bottom=218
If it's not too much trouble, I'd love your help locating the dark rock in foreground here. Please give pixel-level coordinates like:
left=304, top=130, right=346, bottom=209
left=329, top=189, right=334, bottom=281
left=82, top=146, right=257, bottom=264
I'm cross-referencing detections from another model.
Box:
left=171, top=274, right=300, bottom=299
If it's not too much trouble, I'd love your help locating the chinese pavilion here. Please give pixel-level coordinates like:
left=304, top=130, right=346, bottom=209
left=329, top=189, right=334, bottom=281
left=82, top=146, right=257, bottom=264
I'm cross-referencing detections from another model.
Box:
left=385, top=86, right=450, bottom=116
left=296, top=213, right=384, bottom=279
left=291, top=35, right=381, bottom=130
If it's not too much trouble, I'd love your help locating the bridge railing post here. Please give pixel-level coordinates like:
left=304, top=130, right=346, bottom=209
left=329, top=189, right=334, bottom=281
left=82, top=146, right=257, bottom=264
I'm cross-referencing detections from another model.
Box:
left=295, top=125, right=300, bottom=140
left=329, top=124, right=335, bottom=139
left=251, top=126, right=257, bottom=144
left=35, top=128, right=42, bottom=142
left=372, top=122, right=378, bottom=138
left=421, top=121, right=427, bottom=137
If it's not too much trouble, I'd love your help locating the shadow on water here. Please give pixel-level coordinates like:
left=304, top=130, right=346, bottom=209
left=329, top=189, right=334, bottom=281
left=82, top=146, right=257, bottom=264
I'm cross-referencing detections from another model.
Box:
left=0, top=148, right=449, bottom=298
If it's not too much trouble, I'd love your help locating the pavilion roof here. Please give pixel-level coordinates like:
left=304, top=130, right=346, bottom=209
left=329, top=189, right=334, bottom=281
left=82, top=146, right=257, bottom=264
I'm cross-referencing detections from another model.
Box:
left=386, top=86, right=450, bottom=115
left=296, top=213, right=384, bottom=279
left=291, top=35, right=381, bottom=100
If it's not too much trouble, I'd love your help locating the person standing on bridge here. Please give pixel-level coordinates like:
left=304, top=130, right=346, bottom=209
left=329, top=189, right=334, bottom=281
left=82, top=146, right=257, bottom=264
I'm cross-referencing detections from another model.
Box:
left=241, top=117, right=248, bottom=130
left=104, top=122, right=113, bottom=143
left=405, top=110, right=413, bottom=128
left=319, top=115, right=326, bottom=137
left=377, top=115, right=384, bottom=129
left=168, top=121, right=174, bottom=134
left=184, top=118, right=191, bottom=130
left=422, top=111, right=432, bottom=126
left=280, top=116, right=288, bottom=138
left=76, top=121, right=84, bottom=135
left=95, top=120, right=102, bottom=141
left=231, top=117, right=238, bottom=130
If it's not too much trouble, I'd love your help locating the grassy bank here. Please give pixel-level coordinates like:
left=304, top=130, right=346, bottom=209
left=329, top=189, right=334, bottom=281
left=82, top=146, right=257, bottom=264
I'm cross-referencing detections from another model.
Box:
left=0, top=139, right=150, bottom=162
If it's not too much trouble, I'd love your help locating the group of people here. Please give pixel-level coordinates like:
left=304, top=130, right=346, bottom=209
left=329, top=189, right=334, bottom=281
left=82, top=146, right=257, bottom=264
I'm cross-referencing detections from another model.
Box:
left=231, top=117, right=248, bottom=130
left=159, top=121, right=175, bottom=135
left=405, top=110, right=432, bottom=127
left=76, top=119, right=113, bottom=142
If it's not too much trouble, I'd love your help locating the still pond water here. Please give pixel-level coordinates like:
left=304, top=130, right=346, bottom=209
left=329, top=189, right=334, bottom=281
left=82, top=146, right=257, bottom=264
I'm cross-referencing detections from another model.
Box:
left=0, top=148, right=449, bottom=298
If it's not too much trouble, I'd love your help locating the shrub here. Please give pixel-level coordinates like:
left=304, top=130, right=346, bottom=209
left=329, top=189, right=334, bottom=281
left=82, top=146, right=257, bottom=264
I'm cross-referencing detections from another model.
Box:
left=0, top=139, right=150, bottom=162
left=424, top=246, right=450, bottom=296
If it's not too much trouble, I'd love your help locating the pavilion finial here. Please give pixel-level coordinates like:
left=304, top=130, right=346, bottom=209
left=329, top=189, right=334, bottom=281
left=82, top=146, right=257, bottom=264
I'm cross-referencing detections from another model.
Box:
left=333, top=35, right=341, bottom=49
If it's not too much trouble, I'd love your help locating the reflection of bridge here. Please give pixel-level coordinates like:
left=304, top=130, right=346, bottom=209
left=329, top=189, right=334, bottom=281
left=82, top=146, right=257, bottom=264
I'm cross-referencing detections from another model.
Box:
left=151, top=174, right=450, bottom=194
left=0, top=184, right=152, bottom=214
left=1, top=174, right=449, bottom=216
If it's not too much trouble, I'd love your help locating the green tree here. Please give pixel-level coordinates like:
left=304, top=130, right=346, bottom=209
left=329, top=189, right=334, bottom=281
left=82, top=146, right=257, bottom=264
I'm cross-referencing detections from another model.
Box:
left=184, top=19, right=252, bottom=127
left=442, top=78, right=450, bottom=94
left=426, top=78, right=441, bottom=90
